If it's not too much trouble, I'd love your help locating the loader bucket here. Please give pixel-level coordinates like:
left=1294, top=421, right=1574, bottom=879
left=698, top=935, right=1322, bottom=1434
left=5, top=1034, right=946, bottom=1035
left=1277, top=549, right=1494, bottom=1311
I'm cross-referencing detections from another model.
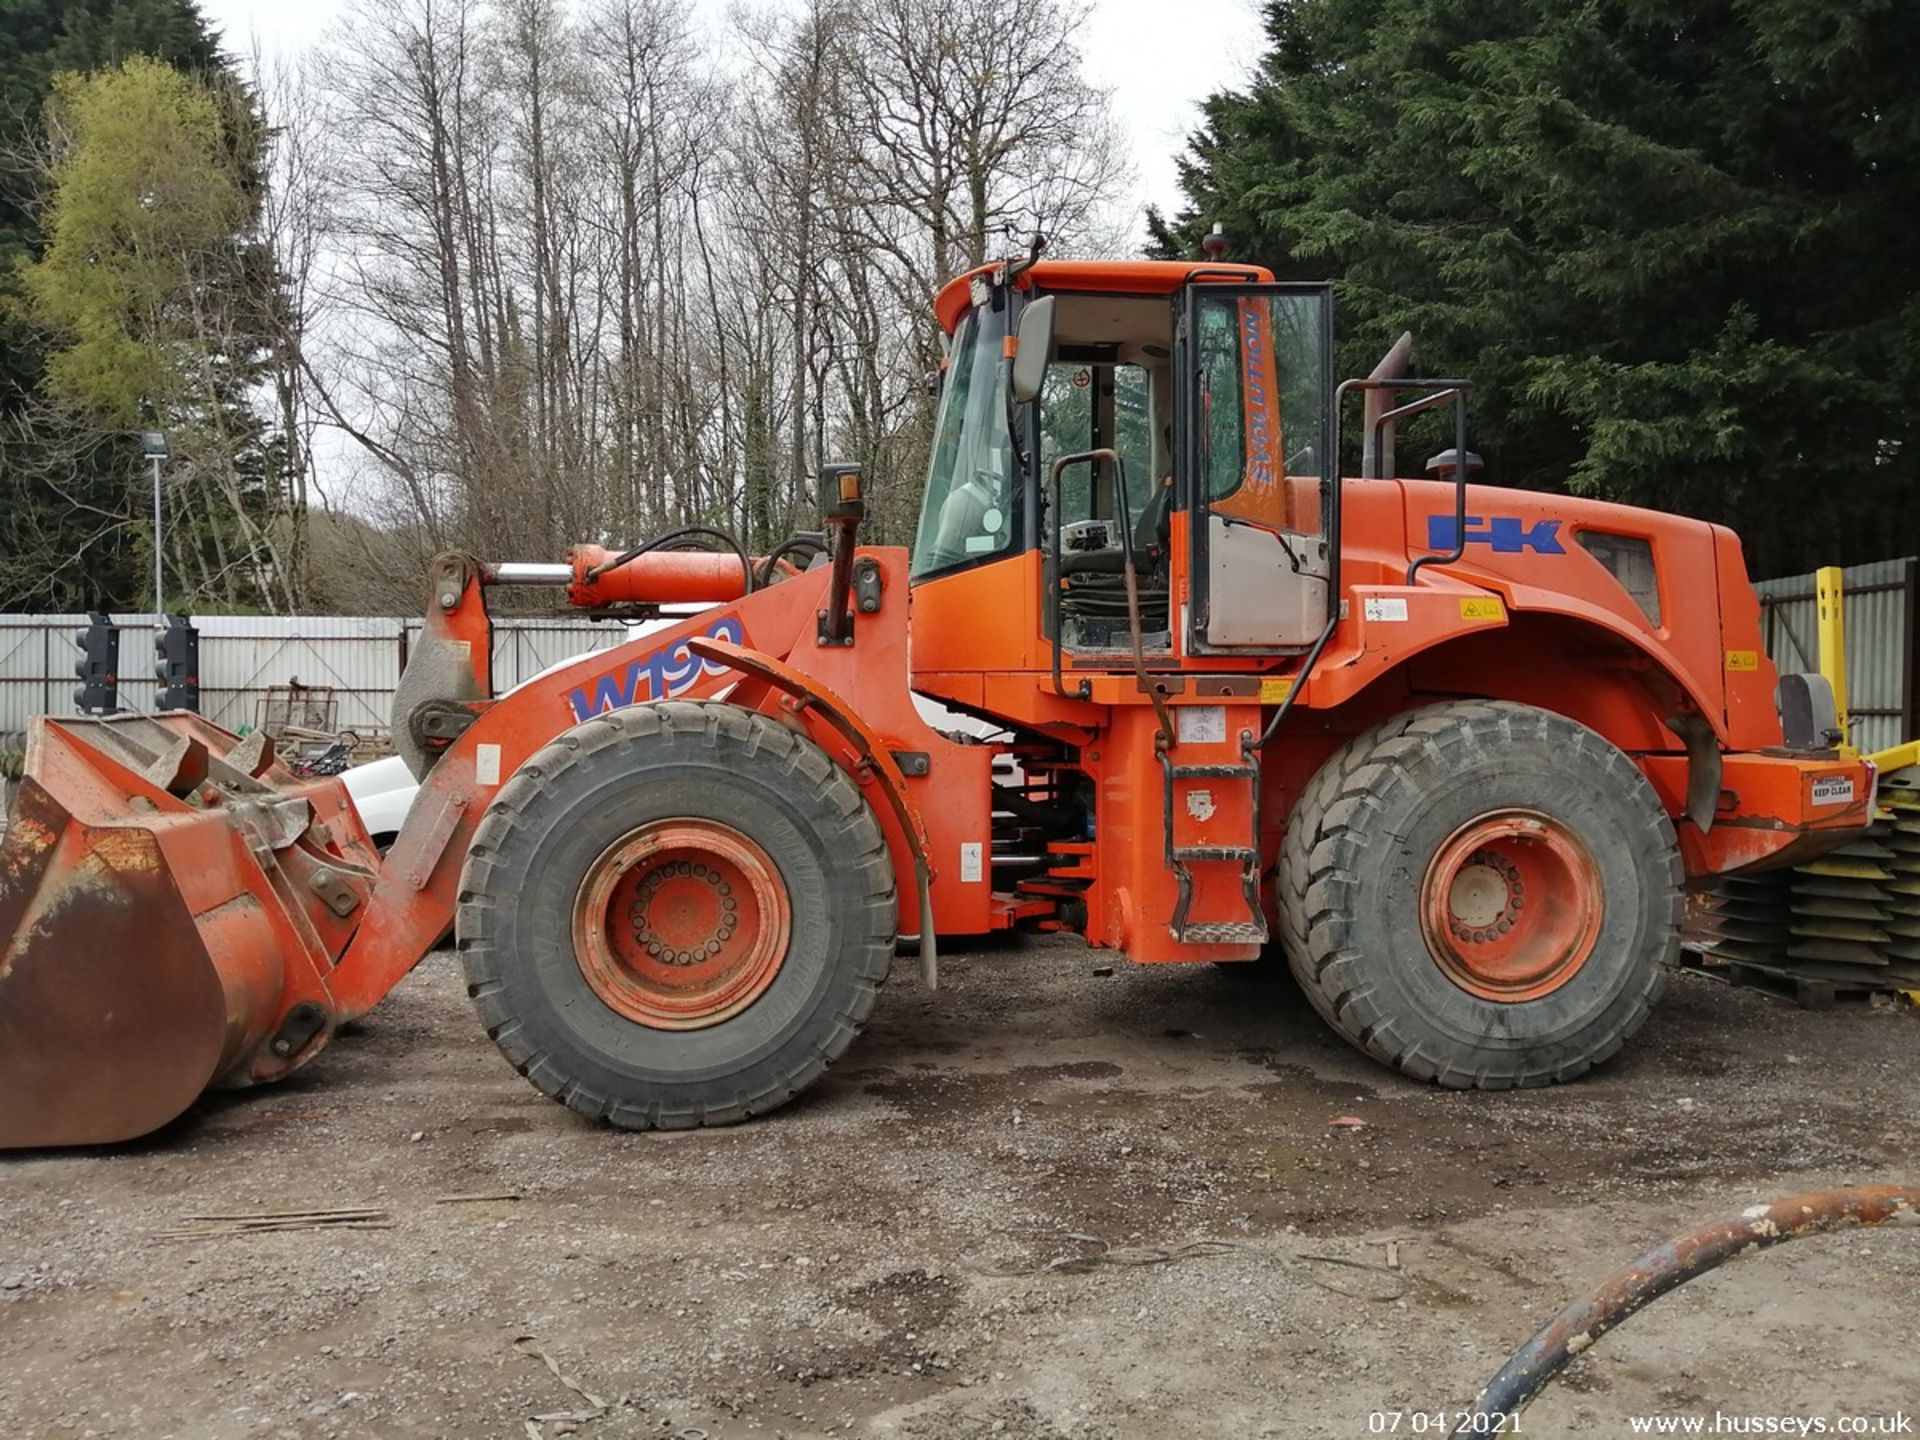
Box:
left=0, top=714, right=379, bottom=1149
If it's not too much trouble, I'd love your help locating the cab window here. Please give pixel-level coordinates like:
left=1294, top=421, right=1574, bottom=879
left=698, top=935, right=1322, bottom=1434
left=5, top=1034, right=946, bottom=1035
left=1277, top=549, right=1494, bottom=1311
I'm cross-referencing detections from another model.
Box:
left=1040, top=359, right=1155, bottom=528
left=1195, top=292, right=1329, bottom=505
left=912, top=305, right=1016, bottom=579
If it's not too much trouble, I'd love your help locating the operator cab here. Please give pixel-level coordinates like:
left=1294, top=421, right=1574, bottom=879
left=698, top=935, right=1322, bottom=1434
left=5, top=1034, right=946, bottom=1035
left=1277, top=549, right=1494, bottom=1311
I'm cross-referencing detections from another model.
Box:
left=1039, top=291, right=1176, bottom=649
left=913, top=258, right=1335, bottom=663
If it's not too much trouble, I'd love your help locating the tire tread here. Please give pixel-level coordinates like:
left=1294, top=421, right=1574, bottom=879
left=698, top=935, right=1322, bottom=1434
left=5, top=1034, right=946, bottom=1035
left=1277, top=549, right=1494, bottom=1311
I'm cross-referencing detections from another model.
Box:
left=458, top=700, right=896, bottom=1130
left=1278, top=699, right=1681, bottom=1089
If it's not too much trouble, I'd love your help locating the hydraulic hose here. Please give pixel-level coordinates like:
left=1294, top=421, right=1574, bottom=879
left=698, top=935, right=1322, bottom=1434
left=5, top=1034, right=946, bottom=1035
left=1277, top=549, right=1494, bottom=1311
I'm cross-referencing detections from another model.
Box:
left=756, top=533, right=828, bottom=587
left=1451, top=1183, right=1919, bottom=1435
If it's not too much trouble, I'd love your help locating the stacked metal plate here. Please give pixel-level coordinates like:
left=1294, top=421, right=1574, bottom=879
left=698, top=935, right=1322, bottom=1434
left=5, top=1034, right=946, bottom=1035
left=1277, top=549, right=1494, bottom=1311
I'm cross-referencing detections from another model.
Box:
left=1873, top=779, right=1920, bottom=991
left=1685, top=771, right=1920, bottom=1001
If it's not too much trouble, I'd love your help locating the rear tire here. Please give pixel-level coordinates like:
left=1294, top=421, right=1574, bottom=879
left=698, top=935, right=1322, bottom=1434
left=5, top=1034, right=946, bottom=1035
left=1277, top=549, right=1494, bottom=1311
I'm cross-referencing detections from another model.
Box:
left=459, top=701, right=897, bottom=1128
left=1278, top=700, right=1680, bottom=1088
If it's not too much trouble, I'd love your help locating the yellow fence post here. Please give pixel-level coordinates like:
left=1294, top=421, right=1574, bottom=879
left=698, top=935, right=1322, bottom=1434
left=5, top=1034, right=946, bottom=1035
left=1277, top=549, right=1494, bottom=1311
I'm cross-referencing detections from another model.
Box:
left=1815, top=565, right=1855, bottom=759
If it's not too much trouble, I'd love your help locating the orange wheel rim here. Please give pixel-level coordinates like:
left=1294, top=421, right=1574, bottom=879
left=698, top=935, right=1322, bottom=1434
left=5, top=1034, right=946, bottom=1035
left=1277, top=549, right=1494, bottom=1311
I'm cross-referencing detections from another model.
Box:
left=572, top=820, right=791, bottom=1030
left=1418, top=808, right=1603, bottom=1003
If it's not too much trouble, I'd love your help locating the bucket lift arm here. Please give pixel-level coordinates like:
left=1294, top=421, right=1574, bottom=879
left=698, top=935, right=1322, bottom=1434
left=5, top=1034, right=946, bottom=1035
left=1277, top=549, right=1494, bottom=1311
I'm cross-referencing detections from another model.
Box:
left=0, top=540, right=943, bottom=1149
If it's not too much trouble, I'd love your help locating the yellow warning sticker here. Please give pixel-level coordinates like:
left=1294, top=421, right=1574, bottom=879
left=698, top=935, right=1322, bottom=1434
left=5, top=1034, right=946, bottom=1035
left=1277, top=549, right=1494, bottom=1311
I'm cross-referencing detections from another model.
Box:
left=1725, top=650, right=1759, bottom=672
left=1259, top=677, right=1294, bottom=703
left=1458, top=597, right=1505, bottom=622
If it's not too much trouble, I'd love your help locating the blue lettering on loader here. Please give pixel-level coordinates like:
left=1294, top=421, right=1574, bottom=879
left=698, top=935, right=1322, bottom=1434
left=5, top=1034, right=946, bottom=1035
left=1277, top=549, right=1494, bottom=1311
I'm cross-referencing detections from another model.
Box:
left=1427, top=515, right=1565, bottom=555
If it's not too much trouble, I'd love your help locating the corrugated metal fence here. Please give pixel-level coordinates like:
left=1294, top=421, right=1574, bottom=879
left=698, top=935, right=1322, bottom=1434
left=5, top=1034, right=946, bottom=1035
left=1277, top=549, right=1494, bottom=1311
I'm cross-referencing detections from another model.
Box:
left=1755, top=557, right=1919, bottom=756
left=0, top=613, right=635, bottom=737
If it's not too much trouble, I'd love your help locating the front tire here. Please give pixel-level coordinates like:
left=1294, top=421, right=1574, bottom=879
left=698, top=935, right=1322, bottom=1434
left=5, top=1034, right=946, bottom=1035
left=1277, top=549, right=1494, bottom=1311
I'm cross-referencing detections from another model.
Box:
left=458, top=700, right=897, bottom=1129
left=1278, top=700, right=1681, bottom=1088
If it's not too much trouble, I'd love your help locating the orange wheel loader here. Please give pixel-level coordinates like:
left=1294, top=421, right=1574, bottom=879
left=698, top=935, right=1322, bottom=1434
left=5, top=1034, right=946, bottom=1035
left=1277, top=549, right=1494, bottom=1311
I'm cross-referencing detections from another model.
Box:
left=0, top=251, right=1876, bottom=1148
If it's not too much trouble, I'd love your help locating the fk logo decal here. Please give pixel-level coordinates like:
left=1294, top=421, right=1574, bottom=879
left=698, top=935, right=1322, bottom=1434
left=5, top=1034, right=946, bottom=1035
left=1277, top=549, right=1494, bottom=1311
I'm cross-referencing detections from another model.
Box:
left=1427, top=515, right=1566, bottom=555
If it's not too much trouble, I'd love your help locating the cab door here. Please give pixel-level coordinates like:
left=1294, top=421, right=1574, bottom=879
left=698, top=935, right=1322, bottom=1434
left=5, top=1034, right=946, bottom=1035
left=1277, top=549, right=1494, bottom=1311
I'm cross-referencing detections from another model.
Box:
left=1175, top=284, right=1335, bottom=654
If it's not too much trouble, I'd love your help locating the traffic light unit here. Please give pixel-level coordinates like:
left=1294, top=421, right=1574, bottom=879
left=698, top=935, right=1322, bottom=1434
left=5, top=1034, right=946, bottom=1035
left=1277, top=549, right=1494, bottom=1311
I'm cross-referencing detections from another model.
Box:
left=154, top=614, right=200, bottom=713
left=72, top=613, right=120, bottom=715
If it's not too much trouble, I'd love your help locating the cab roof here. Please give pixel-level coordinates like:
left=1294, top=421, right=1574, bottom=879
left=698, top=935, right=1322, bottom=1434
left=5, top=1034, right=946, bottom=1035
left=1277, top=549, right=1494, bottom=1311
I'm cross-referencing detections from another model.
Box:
left=932, top=258, right=1277, bottom=335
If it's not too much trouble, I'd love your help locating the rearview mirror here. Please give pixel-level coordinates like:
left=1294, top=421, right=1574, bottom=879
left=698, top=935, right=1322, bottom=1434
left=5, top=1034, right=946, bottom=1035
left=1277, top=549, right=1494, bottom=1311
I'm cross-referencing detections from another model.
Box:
left=1009, top=296, right=1055, bottom=406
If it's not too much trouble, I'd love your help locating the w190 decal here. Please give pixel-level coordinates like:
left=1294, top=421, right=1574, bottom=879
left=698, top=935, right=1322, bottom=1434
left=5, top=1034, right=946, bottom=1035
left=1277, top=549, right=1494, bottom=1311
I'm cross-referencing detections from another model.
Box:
left=1427, top=515, right=1565, bottom=555
left=566, top=615, right=745, bottom=722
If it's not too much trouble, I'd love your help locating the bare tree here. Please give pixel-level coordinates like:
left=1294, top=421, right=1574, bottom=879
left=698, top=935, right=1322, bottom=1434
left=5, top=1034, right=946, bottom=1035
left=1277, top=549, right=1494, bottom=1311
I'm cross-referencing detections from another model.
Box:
left=285, top=0, right=1130, bottom=582
left=253, top=46, right=339, bottom=606
left=319, top=0, right=503, bottom=546
left=841, top=0, right=1130, bottom=292
left=580, top=0, right=715, bottom=534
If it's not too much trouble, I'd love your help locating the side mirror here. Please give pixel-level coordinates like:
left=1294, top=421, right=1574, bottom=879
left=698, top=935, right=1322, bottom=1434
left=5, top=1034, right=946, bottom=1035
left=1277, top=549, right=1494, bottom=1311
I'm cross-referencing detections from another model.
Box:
left=1009, top=295, right=1055, bottom=406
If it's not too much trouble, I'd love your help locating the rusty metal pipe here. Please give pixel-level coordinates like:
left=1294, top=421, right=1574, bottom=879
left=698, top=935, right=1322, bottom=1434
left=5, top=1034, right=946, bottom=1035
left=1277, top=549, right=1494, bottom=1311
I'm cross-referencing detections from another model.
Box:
left=1361, top=330, right=1413, bottom=478
left=818, top=464, right=866, bottom=646
left=1452, top=1183, right=1920, bottom=1435
left=820, top=516, right=858, bottom=645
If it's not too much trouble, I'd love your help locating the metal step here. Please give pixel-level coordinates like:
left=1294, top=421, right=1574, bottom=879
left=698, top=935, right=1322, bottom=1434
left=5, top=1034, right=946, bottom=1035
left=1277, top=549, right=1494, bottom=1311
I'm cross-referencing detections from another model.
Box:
left=1159, top=746, right=1268, bottom=948
left=1176, top=919, right=1270, bottom=946
left=1171, top=845, right=1257, bottom=863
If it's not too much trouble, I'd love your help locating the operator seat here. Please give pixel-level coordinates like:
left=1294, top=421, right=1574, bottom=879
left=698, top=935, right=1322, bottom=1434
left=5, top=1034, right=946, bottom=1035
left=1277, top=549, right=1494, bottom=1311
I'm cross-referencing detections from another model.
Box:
left=1057, top=472, right=1173, bottom=635
left=1133, top=474, right=1174, bottom=563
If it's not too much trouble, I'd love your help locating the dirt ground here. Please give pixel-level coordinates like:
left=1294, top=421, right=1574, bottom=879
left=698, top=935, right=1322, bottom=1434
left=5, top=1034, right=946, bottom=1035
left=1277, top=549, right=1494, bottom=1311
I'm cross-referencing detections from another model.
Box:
left=2, top=940, right=1917, bottom=1440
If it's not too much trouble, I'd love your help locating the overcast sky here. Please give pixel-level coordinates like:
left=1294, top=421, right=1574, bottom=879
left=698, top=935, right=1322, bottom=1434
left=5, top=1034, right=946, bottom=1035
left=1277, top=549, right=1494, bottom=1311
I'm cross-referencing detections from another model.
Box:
left=195, top=0, right=1267, bottom=233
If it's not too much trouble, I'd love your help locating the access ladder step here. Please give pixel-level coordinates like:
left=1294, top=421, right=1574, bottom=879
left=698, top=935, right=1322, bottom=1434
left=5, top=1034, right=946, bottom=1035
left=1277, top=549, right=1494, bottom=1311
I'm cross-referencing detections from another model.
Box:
left=1171, top=846, right=1258, bottom=863
left=1177, top=920, right=1270, bottom=946
left=1168, top=764, right=1258, bottom=779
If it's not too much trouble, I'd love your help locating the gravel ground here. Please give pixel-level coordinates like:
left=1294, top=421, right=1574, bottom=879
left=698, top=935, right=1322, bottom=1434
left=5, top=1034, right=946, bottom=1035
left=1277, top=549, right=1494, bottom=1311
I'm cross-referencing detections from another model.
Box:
left=2, top=940, right=1917, bottom=1440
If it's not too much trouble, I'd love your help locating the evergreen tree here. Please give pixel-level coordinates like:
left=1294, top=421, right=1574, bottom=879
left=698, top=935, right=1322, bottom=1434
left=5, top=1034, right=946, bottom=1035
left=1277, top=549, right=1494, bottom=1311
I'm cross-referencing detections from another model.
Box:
left=0, top=0, right=291, bottom=611
left=1154, top=0, right=1920, bottom=577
